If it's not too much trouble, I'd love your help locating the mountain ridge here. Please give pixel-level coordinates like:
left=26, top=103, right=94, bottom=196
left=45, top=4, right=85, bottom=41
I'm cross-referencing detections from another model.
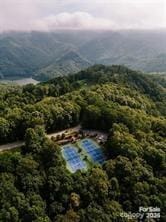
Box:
left=0, top=30, right=166, bottom=80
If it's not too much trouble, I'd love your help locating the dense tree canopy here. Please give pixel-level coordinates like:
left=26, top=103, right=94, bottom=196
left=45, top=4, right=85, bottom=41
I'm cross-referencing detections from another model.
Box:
left=0, top=65, right=165, bottom=221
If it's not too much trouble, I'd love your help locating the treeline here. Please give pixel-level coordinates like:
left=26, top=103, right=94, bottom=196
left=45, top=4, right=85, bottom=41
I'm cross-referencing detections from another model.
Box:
left=0, top=82, right=165, bottom=143
left=0, top=65, right=165, bottom=143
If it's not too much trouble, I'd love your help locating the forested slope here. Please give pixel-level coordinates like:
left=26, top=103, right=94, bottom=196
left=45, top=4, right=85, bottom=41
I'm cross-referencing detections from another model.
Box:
left=0, top=65, right=165, bottom=221
left=0, top=31, right=166, bottom=80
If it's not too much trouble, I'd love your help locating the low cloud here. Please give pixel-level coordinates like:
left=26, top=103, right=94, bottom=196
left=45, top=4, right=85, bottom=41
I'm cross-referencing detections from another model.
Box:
left=33, top=12, right=117, bottom=31
left=0, top=0, right=165, bottom=32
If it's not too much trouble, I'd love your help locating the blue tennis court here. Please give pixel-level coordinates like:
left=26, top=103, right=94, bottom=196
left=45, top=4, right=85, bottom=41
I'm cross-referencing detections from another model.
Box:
left=80, top=139, right=106, bottom=164
left=68, top=157, right=86, bottom=172
left=89, top=149, right=105, bottom=164
left=62, top=144, right=86, bottom=173
left=62, top=146, right=78, bottom=160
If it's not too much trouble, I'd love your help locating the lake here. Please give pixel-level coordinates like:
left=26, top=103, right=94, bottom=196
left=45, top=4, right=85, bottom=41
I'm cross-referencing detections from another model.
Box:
left=0, top=78, right=39, bottom=85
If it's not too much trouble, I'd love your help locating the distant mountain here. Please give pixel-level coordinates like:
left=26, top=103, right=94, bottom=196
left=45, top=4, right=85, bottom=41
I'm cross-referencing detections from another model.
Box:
left=34, top=50, right=91, bottom=81
left=0, top=32, right=75, bottom=79
left=142, top=53, right=166, bottom=72
left=79, top=31, right=166, bottom=72
left=0, top=30, right=166, bottom=80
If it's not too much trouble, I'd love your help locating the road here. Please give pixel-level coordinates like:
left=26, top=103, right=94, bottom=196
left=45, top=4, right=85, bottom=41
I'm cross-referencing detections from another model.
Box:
left=0, top=126, right=81, bottom=153
left=0, top=141, right=25, bottom=152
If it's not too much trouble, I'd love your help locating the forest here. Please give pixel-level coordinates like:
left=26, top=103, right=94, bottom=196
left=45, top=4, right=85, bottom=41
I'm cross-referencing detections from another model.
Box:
left=0, top=31, right=166, bottom=81
left=0, top=65, right=165, bottom=221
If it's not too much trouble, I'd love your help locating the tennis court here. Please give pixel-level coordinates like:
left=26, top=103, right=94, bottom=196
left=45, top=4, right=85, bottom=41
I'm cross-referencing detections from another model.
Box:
left=62, top=145, right=86, bottom=173
left=79, top=138, right=106, bottom=164
left=62, top=146, right=78, bottom=160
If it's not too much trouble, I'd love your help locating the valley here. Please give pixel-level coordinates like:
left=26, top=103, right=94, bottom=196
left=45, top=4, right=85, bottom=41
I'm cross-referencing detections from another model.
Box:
left=0, top=30, right=166, bottom=81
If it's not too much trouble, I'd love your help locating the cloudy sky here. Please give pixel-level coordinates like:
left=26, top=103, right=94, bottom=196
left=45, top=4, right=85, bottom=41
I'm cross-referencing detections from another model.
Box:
left=0, top=0, right=165, bottom=32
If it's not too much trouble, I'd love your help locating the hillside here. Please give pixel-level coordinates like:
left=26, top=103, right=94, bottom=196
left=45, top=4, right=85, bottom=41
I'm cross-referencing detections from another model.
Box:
left=0, top=65, right=165, bottom=221
left=0, top=32, right=75, bottom=79
left=0, top=30, right=166, bottom=81
left=34, top=50, right=91, bottom=81
left=79, top=31, right=166, bottom=72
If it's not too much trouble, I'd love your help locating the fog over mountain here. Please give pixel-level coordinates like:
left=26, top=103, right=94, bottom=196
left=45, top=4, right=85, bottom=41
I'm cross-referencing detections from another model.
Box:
left=0, top=0, right=165, bottom=80
left=0, top=0, right=165, bottom=32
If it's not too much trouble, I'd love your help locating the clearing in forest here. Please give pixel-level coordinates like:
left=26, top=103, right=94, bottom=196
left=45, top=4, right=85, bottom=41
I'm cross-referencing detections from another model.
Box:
left=61, top=138, right=106, bottom=173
